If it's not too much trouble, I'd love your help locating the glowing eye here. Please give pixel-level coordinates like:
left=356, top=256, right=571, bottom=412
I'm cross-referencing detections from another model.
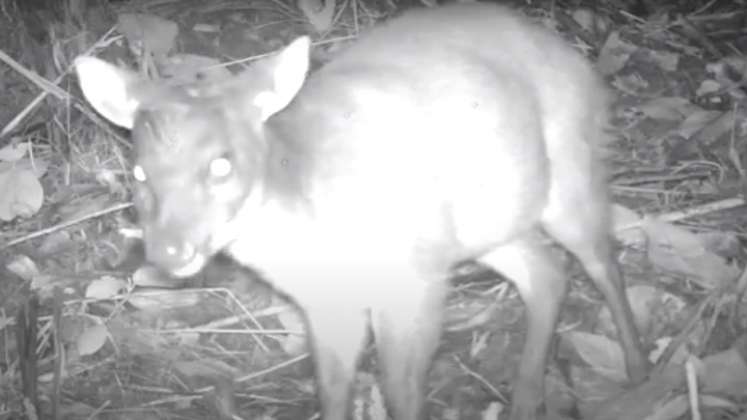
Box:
left=209, top=157, right=232, bottom=178
left=133, top=165, right=147, bottom=182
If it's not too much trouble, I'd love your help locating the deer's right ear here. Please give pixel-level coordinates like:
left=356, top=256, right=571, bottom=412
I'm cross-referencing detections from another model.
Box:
left=74, top=57, right=141, bottom=129
left=252, top=36, right=311, bottom=122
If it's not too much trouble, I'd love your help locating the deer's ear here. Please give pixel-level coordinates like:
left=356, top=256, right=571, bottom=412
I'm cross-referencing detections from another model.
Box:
left=252, top=36, right=311, bottom=121
left=74, top=56, right=142, bottom=128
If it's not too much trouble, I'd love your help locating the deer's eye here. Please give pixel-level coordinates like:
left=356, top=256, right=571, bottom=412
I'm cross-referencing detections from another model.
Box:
left=209, top=155, right=233, bottom=180
left=133, top=165, right=147, bottom=182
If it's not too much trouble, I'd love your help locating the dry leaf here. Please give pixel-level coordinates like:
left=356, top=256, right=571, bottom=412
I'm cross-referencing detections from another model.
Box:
left=0, top=165, right=44, bottom=221
left=572, top=363, right=627, bottom=419
left=299, top=0, right=335, bottom=33
left=642, top=219, right=739, bottom=289
left=637, top=97, right=693, bottom=121
left=695, top=110, right=736, bottom=143
left=572, top=9, right=595, bottom=32
left=0, top=142, right=29, bottom=161
left=132, top=265, right=173, bottom=288
left=85, top=276, right=127, bottom=299
left=696, top=79, right=721, bottom=96
left=277, top=306, right=308, bottom=356
left=0, top=314, right=13, bottom=331
left=598, top=285, right=660, bottom=339
left=564, top=331, right=628, bottom=382
left=77, top=324, right=109, bottom=356
left=612, top=72, right=649, bottom=94
left=642, top=394, right=688, bottom=420
left=597, top=31, right=636, bottom=76
left=117, top=13, right=178, bottom=57
left=612, top=204, right=647, bottom=246
left=39, top=231, right=74, bottom=255
left=676, top=109, right=720, bottom=139
left=590, top=365, right=684, bottom=420
left=6, top=255, right=41, bottom=281
left=701, top=344, right=747, bottom=396
left=648, top=50, right=679, bottom=72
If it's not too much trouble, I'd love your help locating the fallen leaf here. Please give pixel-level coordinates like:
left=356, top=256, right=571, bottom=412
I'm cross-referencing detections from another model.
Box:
left=590, top=365, right=684, bottom=420
left=0, top=142, right=28, bottom=161
left=299, top=0, right=335, bottom=33
left=598, top=285, right=660, bottom=339
left=701, top=344, right=747, bottom=396
left=637, top=97, right=693, bottom=121
left=642, top=219, right=739, bottom=289
left=132, top=265, right=172, bottom=288
left=612, top=72, right=650, bottom=95
left=676, top=109, right=721, bottom=139
left=0, top=314, right=14, bottom=331
left=642, top=394, right=688, bottom=420
left=77, top=324, right=108, bottom=356
left=572, top=8, right=595, bottom=32
left=6, top=255, right=41, bottom=281
left=39, top=231, right=74, bottom=255
left=85, top=276, right=127, bottom=299
left=694, top=110, right=736, bottom=144
left=564, top=331, right=627, bottom=382
left=277, top=306, right=308, bottom=356
left=648, top=49, right=679, bottom=72
left=117, top=13, right=177, bottom=57
left=696, top=79, right=721, bottom=96
left=0, top=165, right=44, bottom=221
left=597, top=31, right=636, bottom=76
left=572, top=363, right=626, bottom=418
left=612, top=204, right=647, bottom=246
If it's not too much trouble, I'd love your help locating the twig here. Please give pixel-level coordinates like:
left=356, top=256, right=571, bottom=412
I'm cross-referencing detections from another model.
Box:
left=686, top=357, right=701, bottom=420
left=653, top=294, right=715, bottom=372
left=138, top=352, right=311, bottom=407
left=2, top=202, right=132, bottom=249
left=0, top=26, right=118, bottom=138
left=616, top=197, right=746, bottom=233
left=453, top=356, right=507, bottom=402
left=234, top=353, right=310, bottom=385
